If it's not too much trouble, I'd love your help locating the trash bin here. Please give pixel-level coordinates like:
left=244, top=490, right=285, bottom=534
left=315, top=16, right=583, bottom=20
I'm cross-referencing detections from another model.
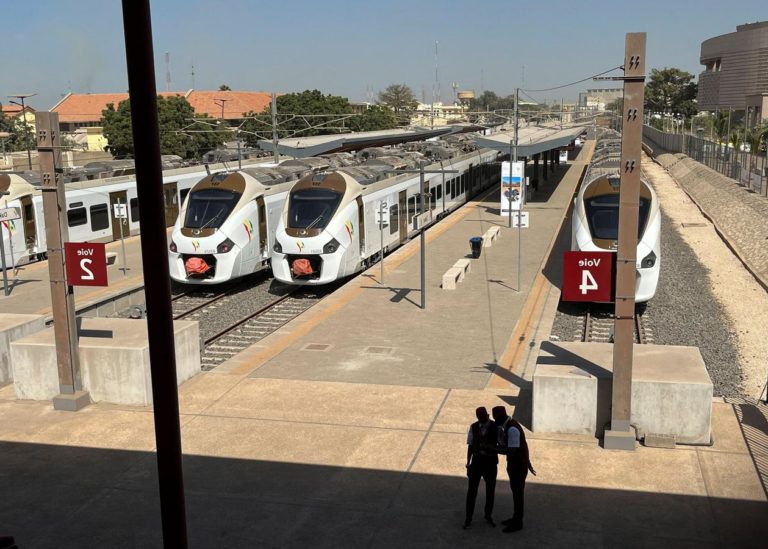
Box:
left=469, top=237, right=483, bottom=258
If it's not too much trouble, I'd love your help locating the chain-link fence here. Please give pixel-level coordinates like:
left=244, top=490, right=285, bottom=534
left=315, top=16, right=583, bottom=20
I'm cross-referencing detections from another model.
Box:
left=643, top=125, right=768, bottom=196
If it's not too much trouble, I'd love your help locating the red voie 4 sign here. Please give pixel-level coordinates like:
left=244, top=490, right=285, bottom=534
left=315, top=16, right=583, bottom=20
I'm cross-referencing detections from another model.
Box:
left=65, top=242, right=108, bottom=287
left=562, top=251, right=615, bottom=302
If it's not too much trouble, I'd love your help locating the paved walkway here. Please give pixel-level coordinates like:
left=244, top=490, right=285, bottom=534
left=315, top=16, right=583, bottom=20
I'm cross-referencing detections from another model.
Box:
left=1, top=144, right=766, bottom=548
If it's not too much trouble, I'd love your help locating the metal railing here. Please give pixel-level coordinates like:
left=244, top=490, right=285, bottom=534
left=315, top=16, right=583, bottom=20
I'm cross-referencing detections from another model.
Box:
left=642, top=125, right=768, bottom=196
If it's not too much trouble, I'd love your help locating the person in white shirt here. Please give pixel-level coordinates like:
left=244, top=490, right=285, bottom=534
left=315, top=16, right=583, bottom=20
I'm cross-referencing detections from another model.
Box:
left=492, top=405, right=536, bottom=533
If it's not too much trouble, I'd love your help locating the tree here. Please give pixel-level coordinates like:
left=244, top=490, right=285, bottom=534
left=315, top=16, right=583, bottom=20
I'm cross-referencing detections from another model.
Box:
left=644, top=68, right=697, bottom=117
left=713, top=111, right=729, bottom=145
left=0, top=104, right=35, bottom=153
left=349, top=105, right=398, bottom=132
left=377, top=84, right=418, bottom=116
left=218, top=84, right=231, bottom=91
left=101, top=95, right=228, bottom=159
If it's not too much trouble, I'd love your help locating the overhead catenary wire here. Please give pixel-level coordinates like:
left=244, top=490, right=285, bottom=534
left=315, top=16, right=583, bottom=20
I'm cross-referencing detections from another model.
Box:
left=521, top=65, right=623, bottom=93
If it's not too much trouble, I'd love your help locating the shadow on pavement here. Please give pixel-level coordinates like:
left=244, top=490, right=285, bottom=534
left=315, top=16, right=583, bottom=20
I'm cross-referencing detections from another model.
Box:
left=1, top=440, right=766, bottom=548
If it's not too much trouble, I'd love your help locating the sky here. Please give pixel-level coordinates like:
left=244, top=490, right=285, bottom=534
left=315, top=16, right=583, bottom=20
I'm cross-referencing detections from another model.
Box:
left=2, top=0, right=766, bottom=111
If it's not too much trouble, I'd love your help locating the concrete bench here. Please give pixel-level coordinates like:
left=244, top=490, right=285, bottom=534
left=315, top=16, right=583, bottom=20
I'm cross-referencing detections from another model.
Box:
left=482, top=226, right=501, bottom=247
left=441, top=267, right=464, bottom=290
left=453, top=258, right=471, bottom=276
left=106, top=252, right=118, bottom=265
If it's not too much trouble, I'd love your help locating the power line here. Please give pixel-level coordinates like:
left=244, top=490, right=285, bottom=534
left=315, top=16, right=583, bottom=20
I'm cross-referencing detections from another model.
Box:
left=522, top=65, right=623, bottom=93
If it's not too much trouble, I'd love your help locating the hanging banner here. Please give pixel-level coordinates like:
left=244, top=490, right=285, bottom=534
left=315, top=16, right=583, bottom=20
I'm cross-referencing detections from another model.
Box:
left=501, top=161, right=525, bottom=215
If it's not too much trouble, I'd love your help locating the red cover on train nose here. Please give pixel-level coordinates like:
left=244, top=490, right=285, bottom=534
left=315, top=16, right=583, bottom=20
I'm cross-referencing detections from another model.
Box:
left=185, top=257, right=211, bottom=275
left=291, top=258, right=313, bottom=277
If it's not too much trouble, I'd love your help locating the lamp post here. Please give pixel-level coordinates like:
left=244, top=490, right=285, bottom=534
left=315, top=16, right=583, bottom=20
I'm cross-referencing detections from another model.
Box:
left=8, top=93, right=36, bottom=170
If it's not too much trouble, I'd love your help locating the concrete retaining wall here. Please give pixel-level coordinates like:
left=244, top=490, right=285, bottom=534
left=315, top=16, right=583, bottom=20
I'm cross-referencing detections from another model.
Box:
left=0, top=314, right=46, bottom=384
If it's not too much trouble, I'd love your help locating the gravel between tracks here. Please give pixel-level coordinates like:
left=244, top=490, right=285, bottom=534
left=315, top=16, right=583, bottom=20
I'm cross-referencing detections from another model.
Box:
left=550, top=158, right=755, bottom=399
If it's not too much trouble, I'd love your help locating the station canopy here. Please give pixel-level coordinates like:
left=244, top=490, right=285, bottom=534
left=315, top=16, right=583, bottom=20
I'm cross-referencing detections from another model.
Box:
left=474, top=125, right=587, bottom=157
left=258, top=125, right=485, bottom=158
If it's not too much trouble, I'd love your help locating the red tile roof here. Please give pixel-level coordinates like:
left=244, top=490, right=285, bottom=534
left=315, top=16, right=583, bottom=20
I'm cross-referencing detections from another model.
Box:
left=51, top=90, right=274, bottom=123
left=2, top=104, right=34, bottom=117
left=185, top=91, right=273, bottom=119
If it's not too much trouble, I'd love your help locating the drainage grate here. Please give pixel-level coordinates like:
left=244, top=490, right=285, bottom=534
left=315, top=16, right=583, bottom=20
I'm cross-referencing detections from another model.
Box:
left=681, top=223, right=708, bottom=228
left=365, top=346, right=394, bottom=355
left=302, top=343, right=331, bottom=351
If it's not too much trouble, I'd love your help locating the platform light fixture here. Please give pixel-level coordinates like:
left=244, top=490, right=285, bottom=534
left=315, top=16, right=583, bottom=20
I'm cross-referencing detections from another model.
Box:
left=7, top=93, right=36, bottom=170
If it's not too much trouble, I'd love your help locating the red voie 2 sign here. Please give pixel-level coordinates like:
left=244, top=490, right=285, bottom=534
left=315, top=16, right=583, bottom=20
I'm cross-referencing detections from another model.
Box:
left=65, top=242, right=108, bottom=287
left=562, top=251, right=615, bottom=302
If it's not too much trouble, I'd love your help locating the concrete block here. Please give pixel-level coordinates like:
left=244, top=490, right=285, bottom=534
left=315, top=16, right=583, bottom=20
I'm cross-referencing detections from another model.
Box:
left=482, top=226, right=501, bottom=247
left=453, top=258, right=471, bottom=276
left=604, top=429, right=637, bottom=451
left=441, top=267, right=463, bottom=290
left=0, top=314, right=46, bottom=384
left=644, top=433, right=676, bottom=449
left=532, top=342, right=713, bottom=444
left=11, top=317, right=201, bottom=406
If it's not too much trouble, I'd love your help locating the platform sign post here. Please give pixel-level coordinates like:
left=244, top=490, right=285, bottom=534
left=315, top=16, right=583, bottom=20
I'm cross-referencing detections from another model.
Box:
left=114, top=197, right=129, bottom=276
left=64, top=242, right=109, bottom=287
left=37, top=111, right=89, bottom=411
left=606, top=32, right=647, bottom=451
left=0, top=202, right=19, bottom=296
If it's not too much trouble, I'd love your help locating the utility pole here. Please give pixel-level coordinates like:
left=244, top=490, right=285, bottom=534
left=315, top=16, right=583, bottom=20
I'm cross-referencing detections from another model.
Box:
left=213, top=97, right=228, bottom=121
left=8, top=93, right=36, bottom=170
left=514, top=88, right=522, bottom=291
left=271, top=92, right=280, bottom=165
left=604, top=32, right=646, bottom=451
left=36, top=111, right=89, bottom=411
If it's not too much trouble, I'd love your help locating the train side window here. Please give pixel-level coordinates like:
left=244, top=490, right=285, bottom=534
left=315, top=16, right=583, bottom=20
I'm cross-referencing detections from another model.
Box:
left=451, top=179, right=456, bottom=199
left=436, top=186, right=442, bottom=200
left=67, top=207, right=87, bottom=228
left=429, top=187, right=436, bottom=210
left=389, top=205, right=399, bottom=235
left=179, top=188, right=190, bottom=207
left=130, top=198, right=140, bottom=223
left=90, top=204, right=110, bottom=231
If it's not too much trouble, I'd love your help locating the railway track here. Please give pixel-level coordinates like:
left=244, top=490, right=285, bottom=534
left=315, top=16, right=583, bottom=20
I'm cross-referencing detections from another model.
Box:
left=171, top=283, right=249, bottom=320
left=581, top=304, right=652, bottom=344
left=200, top=287, right=330, bottom=370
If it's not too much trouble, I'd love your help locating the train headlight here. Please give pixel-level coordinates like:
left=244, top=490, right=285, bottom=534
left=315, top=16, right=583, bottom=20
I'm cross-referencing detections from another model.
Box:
left=640, top=251, right=656, bottom=268
left=323, top=238, right=340, bottom=254
left=273, top=240, right=283, bottom=253
left=217, top=238, right=235, bottom=254
left=169, top=241, right=177, bottom=253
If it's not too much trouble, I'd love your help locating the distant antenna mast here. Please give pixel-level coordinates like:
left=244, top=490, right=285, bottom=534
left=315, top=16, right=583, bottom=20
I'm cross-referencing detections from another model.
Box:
left=434, top=41, right=440, bottom=105
left=452, top=82, right=458, bottom=104
left=165, top=52, right=171, bottom=91
left=191, top=61, right=196, bottom=89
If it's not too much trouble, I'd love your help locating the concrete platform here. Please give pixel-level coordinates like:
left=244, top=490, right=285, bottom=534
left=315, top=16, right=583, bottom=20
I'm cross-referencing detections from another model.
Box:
left=533, top=342, right=713, bottom=444
left=0, top=313, right=45, bottom=383
left=1, top=143, right=765, bottom=547
left=10, top=317, right=200, bottom=405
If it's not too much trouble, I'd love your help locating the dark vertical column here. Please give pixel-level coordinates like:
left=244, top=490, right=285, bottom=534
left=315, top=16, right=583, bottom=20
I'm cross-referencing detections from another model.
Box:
left=543, top=150, right=549, bottom=180
left=532, top=153, right=540, bottom=189
left=606, top=32, right=646, bottom=451
left=120, top=1, right=188, bottom=545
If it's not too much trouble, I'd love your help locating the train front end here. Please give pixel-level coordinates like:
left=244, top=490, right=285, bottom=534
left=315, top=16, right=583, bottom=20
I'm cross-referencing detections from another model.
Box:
left=272, top=172, right=358, bottom=285
left=168, top=172, right=253, bottom=284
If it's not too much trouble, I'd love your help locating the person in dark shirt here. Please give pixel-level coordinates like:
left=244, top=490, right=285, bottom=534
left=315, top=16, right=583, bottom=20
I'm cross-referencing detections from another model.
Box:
left=463, top=406, right=498, bottom=529
left=492, top=405, right=536, bottom=533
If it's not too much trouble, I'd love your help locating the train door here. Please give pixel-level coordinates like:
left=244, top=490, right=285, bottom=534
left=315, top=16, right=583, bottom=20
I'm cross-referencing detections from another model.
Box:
left=356, top=196, right=365, bottom=257
left=109, top=190, right=128, bottom=241
left=19, top=196, right=36, bottom=253
left=398, top=190, right=407, bottom=244
left=163, top=182, right=179, bottom=227
left=257, top=196, right=267, bottom=259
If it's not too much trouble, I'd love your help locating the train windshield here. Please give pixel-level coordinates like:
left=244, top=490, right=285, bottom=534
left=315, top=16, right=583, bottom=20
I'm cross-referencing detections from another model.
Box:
left=287, top=188, right=342, bottom=230
left=585, top=195, right=650, bottom=240
left=184, top=188, right=241, bottom=230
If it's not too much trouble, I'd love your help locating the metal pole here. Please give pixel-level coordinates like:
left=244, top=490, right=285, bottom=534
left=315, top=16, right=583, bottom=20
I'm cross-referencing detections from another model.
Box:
left=513, top=89, right=521, bottom=292
left=118, top=197, right=128, bottom=276
left=271, top=92, right=280, bottom=165
left=0, top=226, right=8, bottom=296
left=605, top=32, right=646, bottom=451
left=21, top=97, right=32, bottom=171
left=420, top=167, right=426, bottom=310
left=120, top=1, right=188, bottom=546
left=508, top=143, right=513, bottom=228
left=379, top=200, right=384, bottom=284
left=237, top=138, right=242, bottom=171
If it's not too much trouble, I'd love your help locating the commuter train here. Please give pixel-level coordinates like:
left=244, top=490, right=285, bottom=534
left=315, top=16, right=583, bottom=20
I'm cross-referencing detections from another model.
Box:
left=571, top=131, right=661, bottom=302
left=0, top=157, right=278, bottom=273
left=271, top=147, right=500, bottom=285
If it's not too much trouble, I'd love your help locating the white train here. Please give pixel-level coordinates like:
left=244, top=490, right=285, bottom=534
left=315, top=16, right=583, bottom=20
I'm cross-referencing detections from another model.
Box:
left=0, top=157, right=279, bottom=274
left=571, top=134, right=661, bottom=302
left=271, top=148, right=499, bottom=285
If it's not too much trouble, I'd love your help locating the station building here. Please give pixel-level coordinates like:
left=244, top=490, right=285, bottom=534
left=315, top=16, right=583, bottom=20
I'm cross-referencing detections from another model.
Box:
left=698, top=21, right=768, bottom=128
